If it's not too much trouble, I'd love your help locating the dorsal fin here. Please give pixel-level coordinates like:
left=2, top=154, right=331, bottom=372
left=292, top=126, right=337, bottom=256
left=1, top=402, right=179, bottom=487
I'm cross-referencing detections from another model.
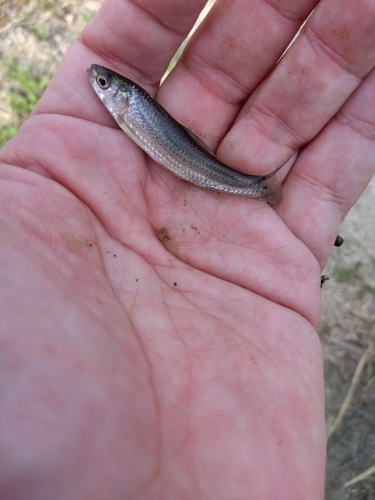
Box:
left=184, top=127, right=217, bottom=157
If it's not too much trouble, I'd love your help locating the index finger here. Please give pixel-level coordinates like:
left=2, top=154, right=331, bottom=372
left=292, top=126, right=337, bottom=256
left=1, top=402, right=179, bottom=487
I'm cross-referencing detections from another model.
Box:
left=32, top=0, right=208, bottom=121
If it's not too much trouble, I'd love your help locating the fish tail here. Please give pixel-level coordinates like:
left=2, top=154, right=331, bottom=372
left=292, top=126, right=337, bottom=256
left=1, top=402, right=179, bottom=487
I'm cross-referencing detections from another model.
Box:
left=259, top=149, right=297, bottom=205
left=259, top=169, right=282, bottom=205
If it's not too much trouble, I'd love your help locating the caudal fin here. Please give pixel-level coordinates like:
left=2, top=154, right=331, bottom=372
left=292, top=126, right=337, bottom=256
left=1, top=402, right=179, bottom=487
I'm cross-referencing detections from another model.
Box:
left=259, top=149, right=297, bottom=205
left=259, top=170, right=282, bottom=205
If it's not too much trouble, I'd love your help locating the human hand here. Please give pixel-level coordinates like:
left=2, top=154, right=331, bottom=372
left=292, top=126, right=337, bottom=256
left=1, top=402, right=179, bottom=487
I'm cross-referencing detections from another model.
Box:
left=1, top=0, right=375, bottom=498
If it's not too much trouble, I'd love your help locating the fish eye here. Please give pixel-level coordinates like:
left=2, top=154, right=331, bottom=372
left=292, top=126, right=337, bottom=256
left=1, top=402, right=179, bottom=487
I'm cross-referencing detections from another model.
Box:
left=96, top=74, right=111, bottom=89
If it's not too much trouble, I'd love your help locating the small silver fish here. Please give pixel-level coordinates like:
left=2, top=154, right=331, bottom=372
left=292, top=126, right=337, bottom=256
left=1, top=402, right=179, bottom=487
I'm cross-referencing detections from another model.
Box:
left=87, top=64, right=295, bottom=204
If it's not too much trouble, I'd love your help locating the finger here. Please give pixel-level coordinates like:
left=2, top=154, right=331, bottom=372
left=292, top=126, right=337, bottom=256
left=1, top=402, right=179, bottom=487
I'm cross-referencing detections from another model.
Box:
left=32, top=0, right=208, bottom=119
left=217, top=0, right=375, bottom=168
left=277, top=66, right=375, bottom=267
left=82, top=0, right=208, bottom=86
left=159, top=0, right=319, bottom=151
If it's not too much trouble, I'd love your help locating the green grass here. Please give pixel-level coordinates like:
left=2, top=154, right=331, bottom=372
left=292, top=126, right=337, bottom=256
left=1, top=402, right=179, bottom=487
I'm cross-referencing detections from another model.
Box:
left=333, top=260, right=375, bottom=299
left=365, top=362, right=375, bottom=379
left=357, top=282, right=375, bottom=299
left=32, top=25, right=50, bottom=40
left=0, top=60, right=49, bottom=149
left=333, top=261, right=362, bottom=283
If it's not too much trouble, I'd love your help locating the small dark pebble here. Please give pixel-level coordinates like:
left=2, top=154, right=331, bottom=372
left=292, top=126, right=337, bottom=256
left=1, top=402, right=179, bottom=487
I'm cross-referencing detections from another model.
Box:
left=320, top=275, right=329, bottom=287
left=334, top=235, right=344, bottom=247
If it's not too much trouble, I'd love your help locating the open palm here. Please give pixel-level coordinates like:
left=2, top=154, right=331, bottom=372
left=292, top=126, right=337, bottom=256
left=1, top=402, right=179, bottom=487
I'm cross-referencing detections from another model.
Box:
left=1, top=0, right=375, bottom=498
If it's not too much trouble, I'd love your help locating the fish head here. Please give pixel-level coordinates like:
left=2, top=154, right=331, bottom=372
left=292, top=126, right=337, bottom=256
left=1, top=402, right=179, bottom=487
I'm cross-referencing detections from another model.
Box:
left=87, top=64, right=131, bottom=117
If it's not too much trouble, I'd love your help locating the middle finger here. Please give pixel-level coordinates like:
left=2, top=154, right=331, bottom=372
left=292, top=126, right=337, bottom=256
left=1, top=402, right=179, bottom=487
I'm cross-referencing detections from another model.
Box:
left=159, top=0, right=319, bottom=151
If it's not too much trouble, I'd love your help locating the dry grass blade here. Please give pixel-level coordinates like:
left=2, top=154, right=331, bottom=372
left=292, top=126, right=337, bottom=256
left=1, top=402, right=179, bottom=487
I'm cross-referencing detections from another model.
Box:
left=327, top=341, right=374, bottom=440
left=344, top=463, right=375, bottom=488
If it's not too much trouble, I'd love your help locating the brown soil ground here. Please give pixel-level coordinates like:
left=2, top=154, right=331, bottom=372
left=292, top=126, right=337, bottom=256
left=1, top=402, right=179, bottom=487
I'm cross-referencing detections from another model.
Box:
left=1, top=1, right=374, bottom=498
